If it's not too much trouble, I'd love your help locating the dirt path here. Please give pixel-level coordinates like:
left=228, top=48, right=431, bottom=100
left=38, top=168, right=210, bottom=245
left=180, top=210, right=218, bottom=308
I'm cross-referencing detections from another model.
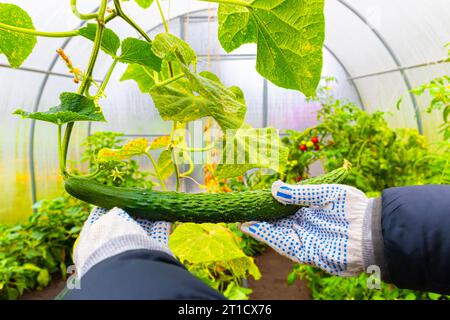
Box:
left=19, top=276, right=66, bottom=300
left=248, top=249, right=311, bottom=300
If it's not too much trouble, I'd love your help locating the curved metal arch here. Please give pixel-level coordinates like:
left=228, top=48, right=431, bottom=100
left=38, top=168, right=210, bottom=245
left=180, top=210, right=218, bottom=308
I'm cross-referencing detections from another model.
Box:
left=324, top=44, right=365, bottom=110
left=337, top=0, right=423, bottom=133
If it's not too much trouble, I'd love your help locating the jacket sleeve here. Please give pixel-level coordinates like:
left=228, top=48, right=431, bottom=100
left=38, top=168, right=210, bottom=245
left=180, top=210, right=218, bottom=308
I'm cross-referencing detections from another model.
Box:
left=379, top=185, right=450, bottom=294
left=64, top=249, right=225, bottom=300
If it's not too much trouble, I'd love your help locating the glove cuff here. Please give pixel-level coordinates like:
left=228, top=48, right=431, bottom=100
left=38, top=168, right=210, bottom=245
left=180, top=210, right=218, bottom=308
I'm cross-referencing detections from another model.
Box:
left=77, top=234, right=173, bottom=278
left=362, top=197, right=390, bottom=280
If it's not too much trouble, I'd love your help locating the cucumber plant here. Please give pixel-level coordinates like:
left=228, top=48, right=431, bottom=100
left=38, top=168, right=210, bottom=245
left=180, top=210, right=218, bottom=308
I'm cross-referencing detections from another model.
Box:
left=3, top=0, right=327, bottom=222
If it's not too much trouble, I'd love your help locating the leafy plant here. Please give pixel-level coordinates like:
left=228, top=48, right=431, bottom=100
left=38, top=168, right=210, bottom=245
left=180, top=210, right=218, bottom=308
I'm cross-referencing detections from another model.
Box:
left=170, top=223, right=261, bottom=299
left=0, top=196, right=90, bottom=300
left=288, top=265, right=449, bottom=300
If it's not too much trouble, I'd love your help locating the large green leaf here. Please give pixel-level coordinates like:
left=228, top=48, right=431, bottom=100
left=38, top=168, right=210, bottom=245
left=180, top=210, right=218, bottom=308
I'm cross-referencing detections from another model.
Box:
left=120, top=64, right=155, bottom=93
left=218, top=0, right=325, bottom=96
left=151, top=33, right=197, bottom=66
left=151, top=68, right=247, bottom=131
left=13, top=92, right=105, bottom=125
left=215, top=126, right=288, bottom=178
left=0, top=3, right=37, bottom=68
left=79, top=24, right=121, bottom=57
left=119, top=37, right=162, bottom=71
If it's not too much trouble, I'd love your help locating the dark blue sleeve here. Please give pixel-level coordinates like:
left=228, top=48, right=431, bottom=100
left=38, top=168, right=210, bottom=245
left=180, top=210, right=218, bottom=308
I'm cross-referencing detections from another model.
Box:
left=64, top=249, right=225, bottom=300
left=382, top=185, right=450, bottom=294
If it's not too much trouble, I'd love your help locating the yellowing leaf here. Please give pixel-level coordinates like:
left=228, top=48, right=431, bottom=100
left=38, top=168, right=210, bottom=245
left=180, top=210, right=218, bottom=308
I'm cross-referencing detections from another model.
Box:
left=149, top=135, right=170, bottom=150
left=157, top=149, right=174, bottom=180
left=0, top=3, right=36, bottom=68
left=97, top=138, right=148, bottom=162
left=170, top=223, right=246, bottom=264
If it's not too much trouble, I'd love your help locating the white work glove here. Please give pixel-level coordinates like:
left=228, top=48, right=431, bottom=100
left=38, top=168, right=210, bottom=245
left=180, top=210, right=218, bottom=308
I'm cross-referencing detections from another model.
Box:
left=74, top=207, right=172, bottom=279
left=241, top=182, right=377, bottom=276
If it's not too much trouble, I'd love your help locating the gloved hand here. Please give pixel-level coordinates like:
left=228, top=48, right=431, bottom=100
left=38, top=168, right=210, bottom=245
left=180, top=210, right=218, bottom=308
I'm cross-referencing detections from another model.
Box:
left=241, top=181, right=379, bottom=276
left=74, top=207, right=172, bottom=278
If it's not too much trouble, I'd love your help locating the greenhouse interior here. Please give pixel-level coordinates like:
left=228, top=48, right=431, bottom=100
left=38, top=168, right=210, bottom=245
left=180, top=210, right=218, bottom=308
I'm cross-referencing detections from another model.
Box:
left=0, top=0, right=449, bottom=301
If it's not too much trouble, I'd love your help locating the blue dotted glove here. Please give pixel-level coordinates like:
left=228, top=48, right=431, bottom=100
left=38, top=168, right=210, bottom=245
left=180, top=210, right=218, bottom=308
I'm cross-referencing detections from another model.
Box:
left=241, top=181, right=370, bottom=276
left=74, top=207, right=172, bottom=278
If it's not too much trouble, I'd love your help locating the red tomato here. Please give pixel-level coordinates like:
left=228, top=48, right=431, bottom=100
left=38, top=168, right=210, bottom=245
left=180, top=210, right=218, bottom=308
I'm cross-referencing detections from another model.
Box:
left=297, top=176, right=302, bottom=182
left=300, top=144, right=307, bottom=151
left=314, top=144, right=320, bottom=151
left=311, top=136, right=319, bottom=144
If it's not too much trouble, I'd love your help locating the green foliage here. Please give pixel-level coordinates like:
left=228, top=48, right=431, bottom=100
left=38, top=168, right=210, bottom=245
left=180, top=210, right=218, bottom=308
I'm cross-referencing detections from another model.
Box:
left=411, top=75, right=450, bottom=140
left=79, top=24, right=121, bottom=57
left=215, top=126, right=288, bottom=178
left=0, top=196, right=90, bottom=300
left=291, top=265, right=450, bottom=300
left=79, top=131, right=152, bottom=188
left=281, top=83, right=450, bottom=191
left=217, top=0, right=325, bottom=96
left=152, top=32, right=197, bottom=66
left=119, top=37, right=162, bottom=71
left=170, top=223, right=261, bottom=300
left=13, top=92, right=105, bottom=125
left=0, top=3, right=36, bottom=67
left=124, top=0, right=154, bottom=9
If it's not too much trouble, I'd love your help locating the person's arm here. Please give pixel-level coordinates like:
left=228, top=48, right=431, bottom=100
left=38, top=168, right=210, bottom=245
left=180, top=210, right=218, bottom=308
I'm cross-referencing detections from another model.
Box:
left=241, top=182, right=450, bottom=294
left=373, top=185, right=450, bottom=294
left=64, top=207, right=224, bottom=300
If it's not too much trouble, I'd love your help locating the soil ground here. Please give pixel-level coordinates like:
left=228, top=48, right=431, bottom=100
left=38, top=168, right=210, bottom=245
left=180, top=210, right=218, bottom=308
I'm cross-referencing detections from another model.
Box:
left=20, top=276, right=66, bottom=300
left=248, top=248, right=311, bottom=300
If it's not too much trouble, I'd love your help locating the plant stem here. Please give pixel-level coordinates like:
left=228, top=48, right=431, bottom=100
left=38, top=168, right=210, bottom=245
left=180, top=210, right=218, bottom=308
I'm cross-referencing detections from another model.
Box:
left=58, top=125, right=67, bottom=176
left=61, top=0, right=108, bottom=173
left=150, top=73, right=185, bottom=90
left=180, top=154, right=194, bottom=177
left=170, top=121, right=181, bottom=192
left=113, top=0, right=152, bottom=42
left=145, top=152, right=168, bottom=191
left=198, top=0, right=251, bottom=7
left=71, top=0, right=98, bottom=20
left=153, top=0, right=174, bottom=77
left=97, top=58, right=119, bottom=97
left=0, top=22, right=79, bottom=38
left=176, top=144, right=215, bottom=152
left=155, top=0, right=169, bottom=33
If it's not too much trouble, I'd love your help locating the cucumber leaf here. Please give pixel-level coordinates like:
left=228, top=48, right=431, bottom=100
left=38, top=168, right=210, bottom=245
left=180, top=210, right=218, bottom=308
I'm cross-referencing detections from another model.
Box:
left=157, top=149, right=175, bottom=180
left=125, top=0, right=154, bottom=9
left=13, top=92, right=105, bottom=125
left=215, top=126, right=288, bottom=178
left=120, top=64, right=155, bottom=93
left=136, top=0, right=154, bottom=8
left=150, top=65, right=246, bottom=131
left=0, top=3, right=37, bottom=68
left=151, top=33, right=197, bottom=66
left=170, top=223, right=248, bottom=263
left=119, top=37, right=162, bottom=71
left=149, top=135, right=171, bottom=150
left=97, top=138, right=149, bottom=162
left=79, top=24, right=121, bottom=57
left=170, top=223, right=261, bottom=280
left=218, top=0, right=325, bottom=96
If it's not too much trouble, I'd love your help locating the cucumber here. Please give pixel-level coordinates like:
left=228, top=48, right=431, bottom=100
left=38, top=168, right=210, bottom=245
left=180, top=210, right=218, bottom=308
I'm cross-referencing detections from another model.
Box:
left=64, top=161, right=350, bottom=223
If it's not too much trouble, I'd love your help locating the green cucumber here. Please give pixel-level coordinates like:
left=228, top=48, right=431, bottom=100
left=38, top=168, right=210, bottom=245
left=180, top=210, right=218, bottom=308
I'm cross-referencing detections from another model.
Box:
left=64, top=161, right=350, bottom=222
